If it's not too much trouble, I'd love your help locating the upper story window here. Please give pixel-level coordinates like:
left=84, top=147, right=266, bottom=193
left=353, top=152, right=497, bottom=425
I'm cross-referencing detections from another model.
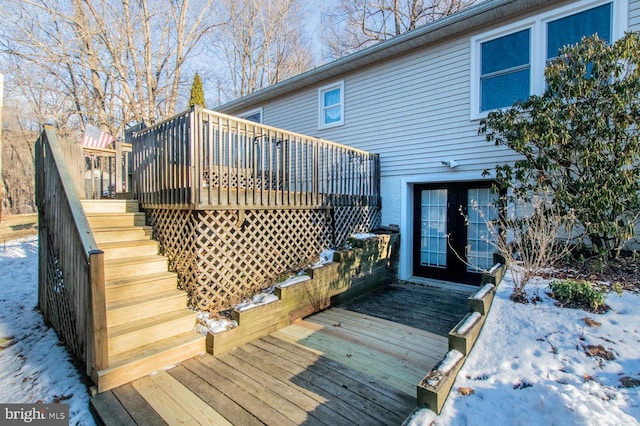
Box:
left=239, top=107, right=262, bottom=123
left=546, top=3, right=612, bottom=60
left=471, top=0, right=622, bottom=119
left=318, top=81, right=344, bottom=129
left=480, top=29, right=531, bottom=112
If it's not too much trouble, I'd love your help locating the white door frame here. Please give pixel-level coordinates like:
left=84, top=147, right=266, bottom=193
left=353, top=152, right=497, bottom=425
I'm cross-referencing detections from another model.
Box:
left=398, top=171, right=493, bottom=281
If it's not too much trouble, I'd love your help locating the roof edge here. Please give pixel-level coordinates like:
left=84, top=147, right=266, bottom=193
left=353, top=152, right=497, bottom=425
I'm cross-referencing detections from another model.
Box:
left=217, top=0, right=545, bottom=113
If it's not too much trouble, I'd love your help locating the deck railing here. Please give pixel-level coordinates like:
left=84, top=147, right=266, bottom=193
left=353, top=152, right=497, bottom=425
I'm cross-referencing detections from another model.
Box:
left=34, top=125, right=108, bottom=384
left=82, top=143, right=132, bottom=199
left=59, top=139, right=132, bottom=200
left=131, top=106, right=380, bottom=209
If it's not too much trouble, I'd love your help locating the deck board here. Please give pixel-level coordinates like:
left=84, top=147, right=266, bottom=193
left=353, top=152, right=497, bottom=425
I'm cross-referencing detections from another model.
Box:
left=340, top=283, right=473, bottom=336
left=183, top=356, right=296, bottom=426
left=90, top=390, right=135, bottom=426
left=243, top=341, right=397, bottom=425
left=130, top=374, right=205, bottom=425
left=250, top=337, right=411, bottom=424
left=272, top=322, right=428, bottom=395
left=111, top=384, right=167, bottom=426
left=218, top=348, right=340, bottom=425
left=90, top=282, right=470, bottom=425
left=307, top=309, right=446, bottom=365
left=167, top=365, right=262, bottom=426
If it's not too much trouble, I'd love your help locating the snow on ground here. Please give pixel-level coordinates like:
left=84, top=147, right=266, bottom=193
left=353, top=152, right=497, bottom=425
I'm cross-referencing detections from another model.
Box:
left=409, top=274, right=640, bottom=426
left=0, top=237, right=95, bottom=425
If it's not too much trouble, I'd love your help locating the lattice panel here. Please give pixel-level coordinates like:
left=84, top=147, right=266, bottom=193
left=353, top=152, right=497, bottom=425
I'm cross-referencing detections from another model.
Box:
left=41, top=233, right=84, bottom=362
left=333, top=205, right=382, bottom=246
left=145, top=205, right=380, bottom=313
left=191, top=209, right=333, bottom=312
left=145, top=209, right=197, bottom=291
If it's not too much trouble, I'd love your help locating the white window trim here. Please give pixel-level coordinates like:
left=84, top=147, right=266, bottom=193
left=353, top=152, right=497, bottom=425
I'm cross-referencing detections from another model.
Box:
left=239, top=107, right=263, bottom=123
left=318, top=81, right=345, bottom=130
left=470, top=0, right=627, bottom=121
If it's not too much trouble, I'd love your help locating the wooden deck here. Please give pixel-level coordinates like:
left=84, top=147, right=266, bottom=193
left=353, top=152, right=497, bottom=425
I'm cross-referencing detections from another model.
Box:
left=340, top=282, right=474, bottom=336
left=91, top=284, right=471, bottom=425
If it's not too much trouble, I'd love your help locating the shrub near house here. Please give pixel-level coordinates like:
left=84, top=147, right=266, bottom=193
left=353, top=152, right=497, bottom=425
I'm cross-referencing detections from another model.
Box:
left=482, top=33, right=640, bottom=259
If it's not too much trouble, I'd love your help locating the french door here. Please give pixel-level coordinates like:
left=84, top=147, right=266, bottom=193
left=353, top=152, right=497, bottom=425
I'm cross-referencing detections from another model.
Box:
left=413, top=182, right=498, bottom=285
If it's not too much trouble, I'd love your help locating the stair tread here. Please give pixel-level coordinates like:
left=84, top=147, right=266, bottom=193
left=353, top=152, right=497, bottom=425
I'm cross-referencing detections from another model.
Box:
left=85, top=212, right=145, bottom=216
left=105, top=331, right=205, bottom=369
left=81, top=200, right=141, bottom=214
left=104, top=255, right=166, bottom=267
left=106, top=271, right=177, bottom=287
left=107, top=289, right=185, bottom=310
left=99, top=240, right=158, bottom=249
left=108, top=309, right=196, bottom=337
left=93, top=225, right=152, bottom=232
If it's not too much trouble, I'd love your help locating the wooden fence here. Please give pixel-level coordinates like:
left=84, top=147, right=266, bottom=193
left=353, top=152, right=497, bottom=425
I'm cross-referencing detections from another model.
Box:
left=34, top=126, right=108, bottom=384
left=132, top=106, right=380, bottom=209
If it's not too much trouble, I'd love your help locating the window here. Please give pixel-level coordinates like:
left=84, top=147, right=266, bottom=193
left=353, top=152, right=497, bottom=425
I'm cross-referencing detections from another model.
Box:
left=546, top=3, right=612, bottom=60
left=480, top=29, right=531, bottom=112
left=471, top=0, right=622, bottom=118
left=239, top=107, right=262, bottom=123
left=318, top=81, right=344, bottom=129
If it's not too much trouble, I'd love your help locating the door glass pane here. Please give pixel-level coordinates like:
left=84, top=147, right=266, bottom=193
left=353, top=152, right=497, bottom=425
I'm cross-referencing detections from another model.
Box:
left=420, top=189, right=447, bottom=268
left=467, top=188, right=498, bottom=272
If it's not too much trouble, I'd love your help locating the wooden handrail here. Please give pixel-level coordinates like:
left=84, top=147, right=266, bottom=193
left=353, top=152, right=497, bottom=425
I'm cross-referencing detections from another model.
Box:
left=35, top=125, right=109, bottom=384
left=43, top=126, right=100, bottom=253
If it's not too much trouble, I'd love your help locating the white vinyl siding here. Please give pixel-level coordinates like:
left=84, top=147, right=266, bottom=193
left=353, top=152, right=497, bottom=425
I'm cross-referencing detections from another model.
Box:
left=630, top=0, right=640, bottom=27
left=225, top=0, right=634, bottom=226
left=245, top=36, right=517, bottom=181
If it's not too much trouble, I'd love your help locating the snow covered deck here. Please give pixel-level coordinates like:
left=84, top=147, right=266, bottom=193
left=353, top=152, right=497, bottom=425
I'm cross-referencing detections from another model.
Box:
left=90, top=285, right=472, bottom=425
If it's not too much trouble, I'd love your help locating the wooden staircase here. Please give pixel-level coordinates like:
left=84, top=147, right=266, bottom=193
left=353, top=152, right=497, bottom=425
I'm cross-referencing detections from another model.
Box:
left=82, top=199, right=205, bottom=393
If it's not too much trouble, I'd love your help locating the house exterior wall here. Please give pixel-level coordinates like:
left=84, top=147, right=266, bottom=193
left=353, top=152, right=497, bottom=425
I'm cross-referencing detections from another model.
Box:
left=221, top=0, right=639, bottom=280
left=631, top=0, right=640, bottom=24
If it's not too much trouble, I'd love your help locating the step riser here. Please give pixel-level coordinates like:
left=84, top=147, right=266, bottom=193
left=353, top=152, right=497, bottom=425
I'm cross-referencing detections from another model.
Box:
left=108, top=316, right=197, bottom=357
left=102, top=244, right=158, bottom=261
left=97, top=336, right=205, bottom=393
left=105, top=260, right=168, bottom=281
left=107, top=296, right=187, bottom=328
left=87, top=215, right=146, bottom=228
left=106, top=278, right=177, bottom=303
left=82, top=201, right=140, bottom=213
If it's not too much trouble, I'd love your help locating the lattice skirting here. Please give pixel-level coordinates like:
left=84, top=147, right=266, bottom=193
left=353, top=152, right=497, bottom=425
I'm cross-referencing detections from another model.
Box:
left=39, top=230, right=85, bottom=362
left=145, top=206, right=380, bottom=312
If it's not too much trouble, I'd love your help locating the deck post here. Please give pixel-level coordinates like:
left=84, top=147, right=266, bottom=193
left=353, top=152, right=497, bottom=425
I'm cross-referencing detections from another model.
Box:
left=115, top=140, right=123, bottom=194
left=89, top=249, right=108, bottom=381
left=190, top=105, right=201, bottom=208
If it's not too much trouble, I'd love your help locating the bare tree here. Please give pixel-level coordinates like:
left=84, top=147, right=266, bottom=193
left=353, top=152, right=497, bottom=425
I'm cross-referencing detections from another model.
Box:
left=323, top=0, right=477, bottom=60
left=0, top=0, right=220, bottom=137
left=1, top=93, right=38, bottom=214
left=212, top=0, right=313, bottom=100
